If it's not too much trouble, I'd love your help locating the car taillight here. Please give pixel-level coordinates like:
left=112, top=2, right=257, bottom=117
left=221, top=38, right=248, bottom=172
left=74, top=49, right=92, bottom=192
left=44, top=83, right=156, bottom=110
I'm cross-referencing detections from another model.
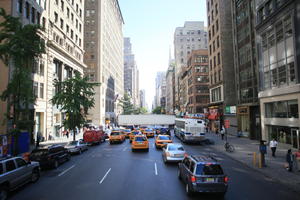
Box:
left=190, top=176, right=196, bottom=183
left=224, top=176, right=229, bottom=183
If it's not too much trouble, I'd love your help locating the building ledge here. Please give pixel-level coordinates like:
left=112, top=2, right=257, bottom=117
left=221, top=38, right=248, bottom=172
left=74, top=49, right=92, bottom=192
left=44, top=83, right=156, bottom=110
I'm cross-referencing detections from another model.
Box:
left=258, top=84, right=300, bottom=98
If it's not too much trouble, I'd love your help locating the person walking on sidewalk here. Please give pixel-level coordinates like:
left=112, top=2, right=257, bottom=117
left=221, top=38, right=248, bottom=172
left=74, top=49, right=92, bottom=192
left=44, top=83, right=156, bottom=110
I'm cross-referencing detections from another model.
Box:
left=220, top=128, right=225, bottom=140
left=269, top=138, right=278, bottom=157
left=286, top=149, right=294, bottom=172
left=259, top=140, right=267, bottom=167
left=294, top=149, right=300, bottom=172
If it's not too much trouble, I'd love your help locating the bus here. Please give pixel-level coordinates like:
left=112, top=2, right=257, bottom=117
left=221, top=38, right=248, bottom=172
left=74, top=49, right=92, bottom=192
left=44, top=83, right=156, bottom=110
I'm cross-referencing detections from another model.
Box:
left=174, top=118, right=206, bottom=143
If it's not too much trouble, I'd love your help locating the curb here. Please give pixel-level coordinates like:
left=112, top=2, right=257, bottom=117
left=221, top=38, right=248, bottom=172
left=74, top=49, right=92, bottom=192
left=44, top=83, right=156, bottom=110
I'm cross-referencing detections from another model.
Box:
left=209, top=144, right=300, bottom=194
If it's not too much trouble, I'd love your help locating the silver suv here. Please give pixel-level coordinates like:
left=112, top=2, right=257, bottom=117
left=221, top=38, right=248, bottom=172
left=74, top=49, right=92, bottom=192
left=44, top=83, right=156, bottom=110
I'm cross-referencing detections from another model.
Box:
left=0, top=157, right=40, bottom=200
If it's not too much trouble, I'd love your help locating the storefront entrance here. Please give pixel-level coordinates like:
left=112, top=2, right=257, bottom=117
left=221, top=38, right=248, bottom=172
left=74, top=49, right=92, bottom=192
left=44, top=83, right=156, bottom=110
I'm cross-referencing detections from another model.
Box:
left=268, top=126, right=299, bottom=148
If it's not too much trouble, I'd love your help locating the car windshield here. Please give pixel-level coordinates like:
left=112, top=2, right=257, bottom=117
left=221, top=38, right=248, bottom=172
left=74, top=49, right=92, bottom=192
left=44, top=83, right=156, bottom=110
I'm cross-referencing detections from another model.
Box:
left=67, top=141, right=78, bottom=145
left=135, top=137, right=147, bottom=141
left=158, top=136, right=170, bottom=140
left=145, top=129, right=152, bottom=131
left=196, top=164, right=224, bottom=175
left=31, top=149, right=48, bottom=156
left=124, top=130, right=131, bottom=132
left=111, top=132, right=120, bottom=136
left=168, top=145, right=184, bottom=151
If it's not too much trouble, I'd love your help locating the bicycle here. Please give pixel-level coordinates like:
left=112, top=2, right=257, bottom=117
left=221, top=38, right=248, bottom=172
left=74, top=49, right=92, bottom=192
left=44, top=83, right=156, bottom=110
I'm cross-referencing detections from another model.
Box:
left=224, top=142, right=235, bottom=152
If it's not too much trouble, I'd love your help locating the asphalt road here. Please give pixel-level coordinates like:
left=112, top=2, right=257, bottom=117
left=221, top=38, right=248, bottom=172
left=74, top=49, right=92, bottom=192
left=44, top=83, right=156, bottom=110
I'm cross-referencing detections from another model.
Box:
left=10, top=136, right=299, bottom=200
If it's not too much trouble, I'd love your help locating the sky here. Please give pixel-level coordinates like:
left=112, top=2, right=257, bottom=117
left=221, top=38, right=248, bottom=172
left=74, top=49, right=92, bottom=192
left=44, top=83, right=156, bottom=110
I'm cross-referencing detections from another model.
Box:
left=119, top=0, right=207, bottom=110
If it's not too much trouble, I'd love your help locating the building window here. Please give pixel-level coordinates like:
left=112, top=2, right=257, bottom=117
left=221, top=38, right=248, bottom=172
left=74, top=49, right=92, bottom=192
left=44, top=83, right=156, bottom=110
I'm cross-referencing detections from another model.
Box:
left=40, top=83, right=44, bottom=99
left=217, top=52, right=220, bottom=65
left=36, top=12, right=41, bottom=24
left=80, top=9, right=82, bottom=17
left=71, top=13, right=74, bottom=21
left=17, top=0, right=23, bottom=13
left=71, top=30, right=73, bottom=39
left=42, top=17, right=46, bottom=28
left=76, top=4, right=78, bottom=12
left=216, top=20, right=219, bottom=32
left=213, top=41, right=215, bottom=52
left=33, top=82, right=38, bottom=97
left=40, top=61, right=44, bottom=76
left=60, top=18, right=64, bottom=29
left=265, top=100, right=298, bottom=118
left=66, top=25, right=69, bottom=33
left=25, top=2, right=30, bottom=19
left=284, top=15, right=292, bottom=38
left=288, top=61, right=295, bottom=83
left=276, top=21, right=283, bottom=43
left=217, top=36, right=219, bottom=48
left=213, top=56, right=216, bottom=67
left=54, top=12, right=58, bottom=23
left=61, top=0, right=64, bottom=11
left=67, top=7, right=70, bottom=18
left=79, top=23, right=82, bottom=32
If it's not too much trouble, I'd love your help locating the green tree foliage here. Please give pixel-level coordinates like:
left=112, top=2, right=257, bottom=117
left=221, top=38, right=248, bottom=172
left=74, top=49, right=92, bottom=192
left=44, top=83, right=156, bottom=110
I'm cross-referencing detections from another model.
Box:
left=134, top=107, right=148, bottom=114
left=152, top=106, right=163, bottom=114
left=118, top=92, right=135, bottom=114
left=0, top=8, right=45, bottom=154
left=51, top=72, right=100, bottom=141
left=0, top=8, right=45, bottom=129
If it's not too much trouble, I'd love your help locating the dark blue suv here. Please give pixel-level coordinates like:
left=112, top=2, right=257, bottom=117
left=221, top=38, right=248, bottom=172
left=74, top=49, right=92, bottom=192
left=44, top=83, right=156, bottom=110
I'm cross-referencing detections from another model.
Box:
left=178, top=155, right=228, bottom=196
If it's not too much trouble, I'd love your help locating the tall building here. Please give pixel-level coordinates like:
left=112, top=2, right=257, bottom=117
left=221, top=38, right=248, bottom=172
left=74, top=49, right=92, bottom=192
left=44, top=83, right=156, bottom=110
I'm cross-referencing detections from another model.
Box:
left=179, top=67, right=188, bottom=114
left=154, top=71, right=166, bottom=109
left=84, top=0, right=124, bottom=126
left=232, top=0, right=260, bottom=139
left=256, top=0, right=300, bottom=149
left=206, top=0, right=236, bottom=131
left=139, top=90, right=146, bottom=108
left=0, top=0, right=87, bottom=141
left=174, top=21, right=208, bottom=111
left=166, top=61, right=175, bottom=114
left=186, top=50, right=210, bottom=114
left=124, top=37, right=139, bottom=107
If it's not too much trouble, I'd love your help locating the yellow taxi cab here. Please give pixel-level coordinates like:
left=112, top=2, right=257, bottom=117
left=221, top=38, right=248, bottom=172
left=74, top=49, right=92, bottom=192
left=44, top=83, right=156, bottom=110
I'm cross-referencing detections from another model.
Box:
left=129, top=130, right=142, bottom=143
left=155, top=135, right=172, bottom=149
left=109, top=130, right=125, bottom=144
left=122, top=129, right=131, bottom=138
left=143, top=128, right=155, bottom=138
left=131, top=135, right=149, bottom=152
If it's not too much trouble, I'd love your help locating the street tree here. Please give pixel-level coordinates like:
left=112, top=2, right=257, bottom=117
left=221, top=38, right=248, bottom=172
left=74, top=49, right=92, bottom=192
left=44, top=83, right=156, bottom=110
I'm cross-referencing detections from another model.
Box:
left=51, top=72, right=100, bottom=141
left=134, top=107, right=148, bottom=114
left=152, top=106, right=164, bottom=114
left=118, top=92, right=135, bottom=114
left=0, top=8, right=45, bottom=154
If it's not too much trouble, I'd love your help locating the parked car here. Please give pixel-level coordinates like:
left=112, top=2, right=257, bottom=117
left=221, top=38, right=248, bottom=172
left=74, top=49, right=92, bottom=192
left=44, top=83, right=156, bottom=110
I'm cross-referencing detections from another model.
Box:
left=178, top=155, right=228, bottom=196
left=0, top=157, right=40, bottom=200
left=65, top=139, right=88, bottom=154
left=131, top=135, right=149, bottom=152
left=29, top=145, right=70, bottom=169
left=155, top=135, right=172, bottom=149
left=162, top=143, right=187, bottom=163
left=83, top=130, right=106, bottom=145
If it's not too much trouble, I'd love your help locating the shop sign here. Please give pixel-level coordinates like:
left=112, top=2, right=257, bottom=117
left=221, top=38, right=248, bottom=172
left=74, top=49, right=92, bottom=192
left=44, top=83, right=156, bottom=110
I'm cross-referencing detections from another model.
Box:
left=224, top=120, right=230, bottom=128
left=225, top=106, right=236, bottom=114
left=238, top=107, right=249, bottom=115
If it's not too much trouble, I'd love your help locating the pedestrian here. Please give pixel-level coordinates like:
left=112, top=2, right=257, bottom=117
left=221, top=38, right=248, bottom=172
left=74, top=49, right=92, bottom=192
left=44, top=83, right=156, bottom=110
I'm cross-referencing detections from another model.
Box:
left=259, top=140, right=267, bottom=167
left=220, top=128, right=225, bottom=140
left=215, top=127, right=219, bottom=135
left=269, top=138, right=278, bottom=157
left=294, top=149, right=300, bottom=172
left=36, top=132, right=41, bottom=148
left=286, top=149, right=294, bottom=172
left=66, top=130, right=69, bottom=139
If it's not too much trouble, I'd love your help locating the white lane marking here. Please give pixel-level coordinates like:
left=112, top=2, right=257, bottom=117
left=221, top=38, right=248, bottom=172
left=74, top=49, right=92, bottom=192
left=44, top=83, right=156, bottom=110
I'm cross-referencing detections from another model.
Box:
left=122, top=147, right=127, bottom=151
left=58, top=165, right=75, bottom=177
left=99, top=168, right=111, bottom=184
left=154, top=162, right=158, bottom=175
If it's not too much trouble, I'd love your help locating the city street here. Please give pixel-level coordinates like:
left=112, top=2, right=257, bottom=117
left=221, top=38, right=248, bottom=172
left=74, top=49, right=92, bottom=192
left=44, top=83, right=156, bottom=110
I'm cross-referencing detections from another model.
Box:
left=9, top=136, right=299, bottom=200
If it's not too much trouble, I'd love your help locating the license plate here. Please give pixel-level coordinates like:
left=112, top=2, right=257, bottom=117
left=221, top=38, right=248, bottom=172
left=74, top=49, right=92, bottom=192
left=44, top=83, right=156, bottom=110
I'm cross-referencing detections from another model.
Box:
left=138, top=142, right=143, bottom=144
left=206, top=178, right=215, bottom=182
left=174, top=154, right=182, bottom=157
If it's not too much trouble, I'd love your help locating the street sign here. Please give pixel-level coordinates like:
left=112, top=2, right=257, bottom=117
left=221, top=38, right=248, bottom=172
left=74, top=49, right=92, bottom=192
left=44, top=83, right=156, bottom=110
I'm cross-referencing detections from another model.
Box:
left=224, top=120, right=230, bottom=128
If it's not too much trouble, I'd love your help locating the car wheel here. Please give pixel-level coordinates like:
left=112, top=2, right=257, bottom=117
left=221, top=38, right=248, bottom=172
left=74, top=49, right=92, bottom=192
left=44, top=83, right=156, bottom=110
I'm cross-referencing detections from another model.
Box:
left=110, top=141, right=113, bottom=145
left=0, top=187, right=8, bottom=200
left=54, top=160, right=59, bottom=169
left=186, top=183, right=193, bottom=196
left=146, top=148, right=149, bottom=152
left=132, top=149, right=135, bottom=152
left=31, top=169, right=40, bottom=183
left=79, top=149, right=82, bottom=154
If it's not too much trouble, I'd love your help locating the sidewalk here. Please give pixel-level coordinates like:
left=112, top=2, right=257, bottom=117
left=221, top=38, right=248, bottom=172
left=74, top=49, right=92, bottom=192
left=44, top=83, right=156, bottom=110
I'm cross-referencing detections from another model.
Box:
left=206, top=133, right=300, bottom=193
left=40, top=132, right=84, bottom=146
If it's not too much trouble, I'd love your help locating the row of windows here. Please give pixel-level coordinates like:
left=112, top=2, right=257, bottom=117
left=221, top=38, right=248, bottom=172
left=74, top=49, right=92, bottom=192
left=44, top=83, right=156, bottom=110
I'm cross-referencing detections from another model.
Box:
left=209, top=36, right=219, bottom=54
left=265, top=99, right=298, bottom=118
left=209, top=52, right=221, bottom=70
left=17, top=0, right=44, bottom=25
left=32, top=59, right=45, bottom=76
left=207, top=1, right=218, bottom=26
left=257, top=0, right=285, bottom=24
left=210, top=70, right=222, bottom=85
left=178, top=30, right=203, bottom=35
left=211, top=86, right=222, bottom=103
left=53, top=32, right=82, bottom=60
left=208, top=20, right=219, bottom=41
left=55, top=0, right=83, bottom=18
